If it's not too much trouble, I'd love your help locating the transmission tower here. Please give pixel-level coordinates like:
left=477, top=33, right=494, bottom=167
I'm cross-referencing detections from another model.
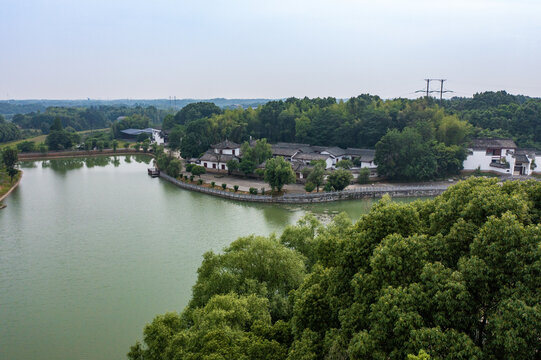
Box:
left=415, top=78, right=453, bottom=102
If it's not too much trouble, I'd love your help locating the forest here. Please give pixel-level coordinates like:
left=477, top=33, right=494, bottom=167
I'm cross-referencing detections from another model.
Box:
left=128, top=178, right=541, bottom=360
left=166, top=92, right=541, bottom=160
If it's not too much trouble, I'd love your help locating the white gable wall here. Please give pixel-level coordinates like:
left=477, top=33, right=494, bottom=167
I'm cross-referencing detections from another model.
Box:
left=463, top=149, right=515, bottom=175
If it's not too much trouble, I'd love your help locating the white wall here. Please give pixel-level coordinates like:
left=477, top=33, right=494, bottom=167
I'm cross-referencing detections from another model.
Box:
left=214, top=148, right=240, bottom=156
left=360, top=160, right=377, bottom=169
left=463, top=149, right=514, bottom=175
left=151, top=130, right=164, bottom=145
left=202, top=161, right=228, bottom=171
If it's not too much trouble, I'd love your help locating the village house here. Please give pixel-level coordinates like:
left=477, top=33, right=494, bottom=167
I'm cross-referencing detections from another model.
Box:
left=463, top=138, right=541, bottom=176
left=198, top=140, right=241, bottom=171
left=344, top=148, right=377, bottom=169
left=120, top=128, right=165, bottom=145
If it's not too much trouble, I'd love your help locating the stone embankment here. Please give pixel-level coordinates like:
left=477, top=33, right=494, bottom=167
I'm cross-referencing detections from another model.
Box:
left=159, top=173, right=449, bottom=204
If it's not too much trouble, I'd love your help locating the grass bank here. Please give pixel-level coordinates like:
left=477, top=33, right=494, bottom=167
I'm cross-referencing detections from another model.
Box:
left=0, top=128, right=110, bottom=150
left=0, top=169, right=22, bottom=206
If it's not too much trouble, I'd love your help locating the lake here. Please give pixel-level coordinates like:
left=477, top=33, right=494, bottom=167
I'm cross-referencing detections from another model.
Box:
left=0, top=156, right=423, bottom=360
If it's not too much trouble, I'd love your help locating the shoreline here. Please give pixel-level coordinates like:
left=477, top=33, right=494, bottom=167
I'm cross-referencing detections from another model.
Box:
left=159, top=173, right=449, bottom=204
left=0, top=170, right=23, bottom=207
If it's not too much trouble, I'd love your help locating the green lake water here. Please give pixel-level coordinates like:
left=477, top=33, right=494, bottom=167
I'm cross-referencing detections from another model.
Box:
left=0, top=156, right=424, bottom=360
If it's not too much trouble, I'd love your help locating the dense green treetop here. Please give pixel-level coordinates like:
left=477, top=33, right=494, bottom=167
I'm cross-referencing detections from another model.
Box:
left=130, top=177, right=541, bottom=360
left=264, top=156, right=296, bottom=192
left=172, top=102, right=222, bottom=127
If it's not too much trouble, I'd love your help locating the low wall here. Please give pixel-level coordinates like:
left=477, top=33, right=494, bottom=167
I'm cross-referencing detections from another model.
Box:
left=159, top=173, right=449, bottom=204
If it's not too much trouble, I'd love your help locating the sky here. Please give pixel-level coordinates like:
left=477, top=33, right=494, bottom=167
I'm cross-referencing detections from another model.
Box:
left=1, top=0, right=540, bottom=100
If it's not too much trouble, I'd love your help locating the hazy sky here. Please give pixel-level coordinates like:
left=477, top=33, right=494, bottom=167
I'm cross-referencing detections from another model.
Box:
left=1, top=0, right=540, bottom=99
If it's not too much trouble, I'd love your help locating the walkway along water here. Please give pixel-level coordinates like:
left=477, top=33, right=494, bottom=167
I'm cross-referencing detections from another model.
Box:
left=159, top=173, right=449, bottom=203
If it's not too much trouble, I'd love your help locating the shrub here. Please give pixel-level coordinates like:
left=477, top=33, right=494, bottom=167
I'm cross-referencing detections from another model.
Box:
left=221, top=183, right=227, bottom=190
left=261, top=188, right=265, bottom=195
left=305, top=182, right=316, bottom=192
left=324, top=183, right=333, bottom=192
left=16, top=141, right=36, bottom=153
left=211, top=181, right=215, bottom=188
left=38, top=143, right=48, bottom=154
left=191, top=165, right=206, bottom=178
left=358, top=167, right=371, bottom=184
left=166, top=159, right=182, bottom=178
left=233, top=185, right=239, bottom=192
left=185, top=163, right=194, bottom=172
left=249, top=187, right=258, bottom=195
left=328, top=169, right=353, bottom=191
left=255, top=168, right=265, bottom=177
left=190, top=175, right=194, bottom=182
left=198, top=179, right=203, bottom=185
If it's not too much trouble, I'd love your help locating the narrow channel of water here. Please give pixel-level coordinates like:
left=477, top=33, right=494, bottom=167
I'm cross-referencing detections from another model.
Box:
left=0, top=156, right=425, bottom=360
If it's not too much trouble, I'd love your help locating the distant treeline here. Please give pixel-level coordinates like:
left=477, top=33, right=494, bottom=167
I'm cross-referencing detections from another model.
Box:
left=11, top=105, right=165, bottom=134
left=0, top=98, right=271, bottom=118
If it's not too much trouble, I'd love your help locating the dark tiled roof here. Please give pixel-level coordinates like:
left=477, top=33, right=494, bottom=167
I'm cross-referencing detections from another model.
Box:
left=271, top=146, right=299, bottom=157
left=199, top=149, right=238, bottom=162
left=310, top=145, right=327, bottom=153
left=291, top=161, right=311, bottom=172
left=275, top=142, right=310, bottom=148
left=470, top=138, right=517, bottom=149
left=293, top=152, right=330, bottom=161
left=120, top=128, right=155, bottom=136
left=345, top=148, right=375, bottom=161
left=514, top=154, right=529, bottom=163
left=323, top=146, right=346, bottom=157
left=211, top=140, right=240, bottom=149
left=516, top=148, right=541, bottom=156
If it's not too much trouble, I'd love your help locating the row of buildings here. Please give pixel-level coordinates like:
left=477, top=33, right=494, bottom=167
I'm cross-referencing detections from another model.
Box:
left=194, top=140, right=374, bottom=180
left=192, top=138, right=541, bottom=179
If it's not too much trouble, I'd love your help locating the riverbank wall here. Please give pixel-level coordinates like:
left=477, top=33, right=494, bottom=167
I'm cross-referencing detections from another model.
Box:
left=159, top=173, right=449, bottom=203
left=18, top=149, right=144, bottom=160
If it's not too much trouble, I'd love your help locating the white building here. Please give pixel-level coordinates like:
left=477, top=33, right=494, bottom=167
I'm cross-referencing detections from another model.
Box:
left=120, top=128, right=165, bottom=145
left=291, top=152, right=334, bottom=169
left=199, top=140, right=241, bottom=171
left=463, top=139, right=541, bottom=176
left=344, top=148, right=377, bottom=169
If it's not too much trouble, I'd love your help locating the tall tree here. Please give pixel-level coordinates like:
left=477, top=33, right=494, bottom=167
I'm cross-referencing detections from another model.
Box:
left=264, top=156, right=295, bottom=192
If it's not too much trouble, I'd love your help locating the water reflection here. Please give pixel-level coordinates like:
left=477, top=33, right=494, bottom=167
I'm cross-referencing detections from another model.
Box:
left=28, top=155, right=152, bottom=173
left=261, top=205, right=295, bottom=227
left=133, top=155, right=152, bottom=164
left=42, top=158, right=85, bottom=173
left=18, top=161, right=37, bottom=168
left=85, top=156, right=110, bottom=168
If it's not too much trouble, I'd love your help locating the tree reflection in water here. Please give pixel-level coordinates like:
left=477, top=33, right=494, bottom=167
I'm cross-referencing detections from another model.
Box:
left=36, top=155, right=152, bottom=173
